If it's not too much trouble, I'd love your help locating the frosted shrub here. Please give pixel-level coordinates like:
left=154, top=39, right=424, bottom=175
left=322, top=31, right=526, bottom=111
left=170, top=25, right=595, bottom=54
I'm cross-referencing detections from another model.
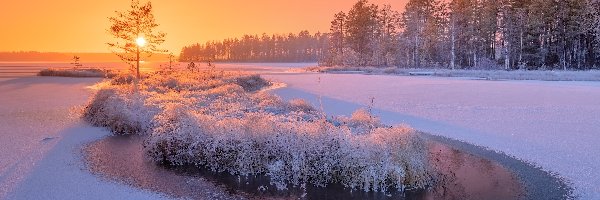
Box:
left=84, top=70, right=433, bottom=193
left=111, top=73, right=136, bottom=85
left=83, top=86, right=158, bottom=135
left=333, top=108, right=383, bottom=134
left=38, top=68, right=115, bottom=78
left=235, top=74, right=271, bottom=92
left=286, top=98, right=316, bottom=113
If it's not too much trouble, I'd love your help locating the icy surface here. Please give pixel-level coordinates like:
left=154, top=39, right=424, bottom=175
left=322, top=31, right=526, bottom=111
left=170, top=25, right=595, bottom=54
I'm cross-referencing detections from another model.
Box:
left=265, top=73, right=600, bottom=199
left=0, top=77, right=167, bottom=199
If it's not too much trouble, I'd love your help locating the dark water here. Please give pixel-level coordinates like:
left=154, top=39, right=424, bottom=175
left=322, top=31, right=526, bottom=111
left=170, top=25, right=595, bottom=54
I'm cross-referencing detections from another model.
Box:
left=84, top=135, right=523, bottom=200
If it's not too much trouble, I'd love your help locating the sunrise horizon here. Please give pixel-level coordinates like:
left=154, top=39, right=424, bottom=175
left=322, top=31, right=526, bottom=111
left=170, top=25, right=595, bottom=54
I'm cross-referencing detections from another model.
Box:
left=0, top=0, right=407, bottom=54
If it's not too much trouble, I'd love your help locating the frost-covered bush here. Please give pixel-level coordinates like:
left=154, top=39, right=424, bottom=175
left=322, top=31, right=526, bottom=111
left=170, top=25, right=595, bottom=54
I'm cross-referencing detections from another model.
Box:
left=111, top=73, right=136, bottom=85
left=84, top=70, right=433, bottom=192
left=286, top=98, right=316, bottom=113
left=83, top=87, right=158, bottom=134
left=334, top=108, right=383, bottom=135
left=38, top=68, right=115, bottom=78
left=145, top=110, right=431, bottom=192
left=235, top=74, right=271, bottom=92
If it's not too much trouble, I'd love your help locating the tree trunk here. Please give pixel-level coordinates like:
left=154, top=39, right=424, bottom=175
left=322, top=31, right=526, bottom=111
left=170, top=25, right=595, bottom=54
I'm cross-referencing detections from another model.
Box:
left=136, top=45, right=140, bottom=79
left=519, top=30, right=523, bottom=65
left=504, top=39, right=510, bottom=70
left=451, top=18, right=456, bottom=70
left=473, top=53, right=477, bottom=69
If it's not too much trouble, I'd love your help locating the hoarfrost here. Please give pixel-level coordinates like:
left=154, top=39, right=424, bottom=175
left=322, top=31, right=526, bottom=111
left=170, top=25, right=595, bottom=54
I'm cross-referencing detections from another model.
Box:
left=83, top=70, right=433, bottom=192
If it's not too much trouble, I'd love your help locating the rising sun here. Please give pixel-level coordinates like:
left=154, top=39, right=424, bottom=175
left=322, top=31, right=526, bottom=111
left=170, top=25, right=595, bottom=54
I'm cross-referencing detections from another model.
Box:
left=136, top=37, right=146, bottom=47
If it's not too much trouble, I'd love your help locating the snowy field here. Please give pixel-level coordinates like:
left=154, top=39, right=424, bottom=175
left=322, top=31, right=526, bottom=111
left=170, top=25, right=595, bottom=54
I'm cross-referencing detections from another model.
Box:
left=264, top=72, right=600, bottom=199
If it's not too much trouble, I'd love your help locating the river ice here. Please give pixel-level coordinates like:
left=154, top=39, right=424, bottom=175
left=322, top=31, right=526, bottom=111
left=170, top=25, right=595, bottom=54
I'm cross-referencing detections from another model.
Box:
left=0, top=77, right=167, bottom=199
left=2, top=64, right=599, bottom=199
left=265, top=73, right=600, bottom=199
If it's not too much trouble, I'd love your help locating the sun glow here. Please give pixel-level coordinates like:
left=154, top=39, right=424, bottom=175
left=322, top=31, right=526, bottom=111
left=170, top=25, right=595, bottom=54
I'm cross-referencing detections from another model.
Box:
left=136, top=37, right=146, bottom=47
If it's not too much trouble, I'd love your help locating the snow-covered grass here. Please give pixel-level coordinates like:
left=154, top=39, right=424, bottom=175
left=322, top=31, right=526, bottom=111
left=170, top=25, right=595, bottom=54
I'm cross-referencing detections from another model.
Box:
left=83, top=70, right=433, bottom=192
left=310, top=66, right=600, bottom=81
left=38, top=68, right=116, bottom=78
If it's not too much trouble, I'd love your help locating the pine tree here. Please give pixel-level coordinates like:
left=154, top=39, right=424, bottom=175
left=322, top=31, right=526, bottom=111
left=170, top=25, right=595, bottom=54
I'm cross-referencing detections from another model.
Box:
left=345, top=0, right=379, bottom=66
left=328, top=11, right=346, bottom=66
left=107, top=0, right=166, bottom=79
left=376, top=4, right=401, bottom=66
left=401, top=0, right=446, bottom=68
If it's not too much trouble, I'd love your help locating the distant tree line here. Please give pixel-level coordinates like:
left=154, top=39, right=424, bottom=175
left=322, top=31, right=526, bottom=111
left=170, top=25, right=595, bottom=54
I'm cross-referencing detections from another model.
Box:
left=323, top=0, right=600, bottom=70
left=0, top=51, right=170, bottom=62
left=178, top=31, right=329, bottom=62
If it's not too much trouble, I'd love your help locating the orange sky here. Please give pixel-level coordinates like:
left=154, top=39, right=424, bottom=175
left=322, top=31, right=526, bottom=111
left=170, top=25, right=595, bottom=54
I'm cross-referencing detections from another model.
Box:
left=0, top=0, right=407, bottom=53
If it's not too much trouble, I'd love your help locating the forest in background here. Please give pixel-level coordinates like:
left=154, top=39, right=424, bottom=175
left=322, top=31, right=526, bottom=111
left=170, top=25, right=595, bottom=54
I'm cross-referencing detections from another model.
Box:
left=326, top=0, right=600, bottom=70
left=180, top=0, right=600, bottom=70
left=178, top=31, right=328, bottom=63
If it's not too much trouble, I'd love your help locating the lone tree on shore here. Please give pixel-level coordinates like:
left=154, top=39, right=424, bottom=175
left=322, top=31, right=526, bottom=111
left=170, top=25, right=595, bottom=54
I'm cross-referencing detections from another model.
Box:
left=107, top=0, right=166, bottom=79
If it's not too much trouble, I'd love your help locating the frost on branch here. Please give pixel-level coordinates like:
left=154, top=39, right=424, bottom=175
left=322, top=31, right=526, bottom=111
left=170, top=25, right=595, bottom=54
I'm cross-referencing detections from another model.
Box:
left=83, top=70, right=433, bottom=192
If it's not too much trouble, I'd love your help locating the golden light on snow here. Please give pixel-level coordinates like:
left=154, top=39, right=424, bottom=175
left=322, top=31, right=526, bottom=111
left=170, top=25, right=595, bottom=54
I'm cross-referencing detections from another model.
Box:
left=136, top=37, right=146, bottom=47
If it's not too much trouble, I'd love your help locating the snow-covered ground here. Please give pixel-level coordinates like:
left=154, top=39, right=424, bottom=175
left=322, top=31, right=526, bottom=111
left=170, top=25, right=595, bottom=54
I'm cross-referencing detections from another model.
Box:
left=0, top=77, right=167, bottom=199
left=264, top=72, right=600, bottom=199
left=1, top=63, right=598, bottom=199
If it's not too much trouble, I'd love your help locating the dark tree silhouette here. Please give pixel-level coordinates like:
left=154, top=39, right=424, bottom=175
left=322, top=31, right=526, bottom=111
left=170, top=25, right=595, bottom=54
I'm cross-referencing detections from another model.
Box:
left=71, top=55, right=82, bottom=68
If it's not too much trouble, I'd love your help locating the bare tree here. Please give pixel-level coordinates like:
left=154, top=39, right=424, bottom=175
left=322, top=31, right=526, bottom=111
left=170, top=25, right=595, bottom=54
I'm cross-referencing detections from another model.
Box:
left=71, top=55, right=82, bottom=68
left=107, top=0, right=166, bottom=79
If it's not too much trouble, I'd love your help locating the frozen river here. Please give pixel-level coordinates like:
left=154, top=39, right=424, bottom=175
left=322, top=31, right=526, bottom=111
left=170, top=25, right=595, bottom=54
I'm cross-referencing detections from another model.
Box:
left=265, top=72, right=600, bottom=199
left=0, top=77, right=167, bottom=199
left=1, top=63, right=598, bottom=199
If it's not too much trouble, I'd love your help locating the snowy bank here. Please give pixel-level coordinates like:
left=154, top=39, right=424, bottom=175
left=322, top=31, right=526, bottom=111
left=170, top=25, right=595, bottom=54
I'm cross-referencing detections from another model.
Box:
left=0, top=77, right=165, bottom=199
left=83, top=71, right=433, bottom=192
left=310, top=66, right=600, bottom=81
left=266, top=72, right=598, bottom=199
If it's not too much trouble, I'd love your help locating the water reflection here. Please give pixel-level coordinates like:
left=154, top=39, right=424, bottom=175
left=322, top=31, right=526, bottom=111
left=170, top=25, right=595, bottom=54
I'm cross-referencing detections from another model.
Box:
left=423, top=142, right=523, bottom=200
left=85, top=135, right=523, bottom=200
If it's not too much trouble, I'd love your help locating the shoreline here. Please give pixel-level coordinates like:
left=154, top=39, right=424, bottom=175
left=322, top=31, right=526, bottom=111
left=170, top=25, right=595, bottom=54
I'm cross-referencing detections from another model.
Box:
left=83, top=130, right=528, bottom=199
left=80, top=82, right=569, bottom=200
left=268, top=85, right=575, bottom=199
left=310, top=66, right=600, bottom=82
left=1, top=76, right=166, bottom=199
left=423, top=133, right=573, bottom=199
